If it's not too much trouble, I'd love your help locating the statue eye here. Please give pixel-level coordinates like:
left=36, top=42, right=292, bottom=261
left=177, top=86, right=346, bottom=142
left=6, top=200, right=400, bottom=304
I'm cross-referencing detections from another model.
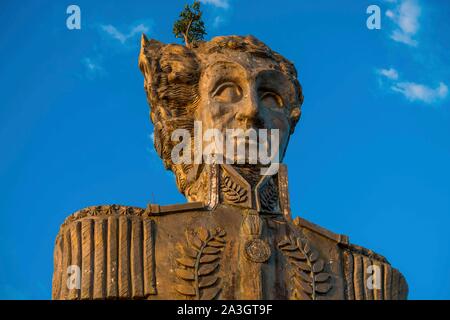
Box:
left=260, top=91, right=283, bottom=108
left=212, top=82, right=242, bottom=103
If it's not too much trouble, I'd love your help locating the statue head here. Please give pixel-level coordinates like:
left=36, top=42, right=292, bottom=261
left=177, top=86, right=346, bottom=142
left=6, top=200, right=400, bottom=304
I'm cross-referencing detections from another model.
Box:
left=139, top=35, right=303, bottom=197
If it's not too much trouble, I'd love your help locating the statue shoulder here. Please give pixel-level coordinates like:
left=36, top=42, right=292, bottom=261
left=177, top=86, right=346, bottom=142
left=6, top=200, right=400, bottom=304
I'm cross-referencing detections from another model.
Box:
left=53, top=202, right=205, bottom=300
left=292, top=216, right=349, bottom=245
left=292, top=216, right=408, bottom=300
left=340, top=241, right=408, bottom=300
left=59, top=204, right=146, bottom=227
left=53, top=204, right=151, bottom=300
left=58, top=201, right=205, bottom=228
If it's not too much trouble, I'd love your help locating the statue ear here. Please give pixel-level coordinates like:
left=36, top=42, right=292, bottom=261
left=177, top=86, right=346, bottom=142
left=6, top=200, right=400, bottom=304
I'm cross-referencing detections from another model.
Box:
left=290, top=107, right=301, bottom=134
left=138, top=34, right=164, bottom=99
left=139, top=34, right=164, bottom=59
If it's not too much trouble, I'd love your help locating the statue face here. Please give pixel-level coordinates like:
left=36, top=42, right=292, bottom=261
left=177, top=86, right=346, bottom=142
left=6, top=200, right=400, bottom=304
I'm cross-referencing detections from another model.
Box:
left=196, top=52, right=296, bottom=164
left=139, top=35, right=302, bottom=190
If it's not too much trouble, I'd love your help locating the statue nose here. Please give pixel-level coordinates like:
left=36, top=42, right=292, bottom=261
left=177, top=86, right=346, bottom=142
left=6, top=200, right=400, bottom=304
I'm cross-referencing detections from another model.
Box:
left=236, top=92, right=260, bottom=125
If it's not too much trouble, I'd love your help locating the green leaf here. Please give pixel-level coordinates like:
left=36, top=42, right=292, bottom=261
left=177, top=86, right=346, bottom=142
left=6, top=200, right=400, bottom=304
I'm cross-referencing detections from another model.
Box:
left=172, top=0, right=206, bottom=46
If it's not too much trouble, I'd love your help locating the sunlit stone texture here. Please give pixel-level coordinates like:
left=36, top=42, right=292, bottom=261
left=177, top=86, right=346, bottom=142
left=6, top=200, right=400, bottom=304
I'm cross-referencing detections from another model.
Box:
left=52, top=35, right=408, bottom=300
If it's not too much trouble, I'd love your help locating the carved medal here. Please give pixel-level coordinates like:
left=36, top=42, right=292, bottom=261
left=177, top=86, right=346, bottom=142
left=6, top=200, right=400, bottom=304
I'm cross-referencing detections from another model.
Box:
left=244, top=238, right=271, bottom=263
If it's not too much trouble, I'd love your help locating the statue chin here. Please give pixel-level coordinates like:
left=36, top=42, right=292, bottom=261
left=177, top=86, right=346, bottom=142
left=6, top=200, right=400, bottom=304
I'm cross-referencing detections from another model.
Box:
left=51, top=35, right=408, bottom=300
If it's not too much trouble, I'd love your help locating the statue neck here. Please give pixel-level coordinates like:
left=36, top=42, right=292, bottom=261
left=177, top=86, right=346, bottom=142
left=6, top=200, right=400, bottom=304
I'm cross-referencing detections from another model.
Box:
left=184, top=164, right=292, bottom=219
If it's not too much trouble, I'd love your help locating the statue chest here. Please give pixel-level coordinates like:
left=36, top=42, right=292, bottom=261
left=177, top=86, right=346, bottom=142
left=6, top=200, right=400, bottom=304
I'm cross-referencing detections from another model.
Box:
left=52, top=204, right=406, bottom=300
left=151, top=205, right=341, bottom=300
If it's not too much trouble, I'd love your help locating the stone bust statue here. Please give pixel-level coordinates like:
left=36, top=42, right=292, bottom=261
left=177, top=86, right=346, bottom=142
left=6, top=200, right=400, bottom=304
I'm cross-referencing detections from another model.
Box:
left=51, top=35, right=408, bottom=300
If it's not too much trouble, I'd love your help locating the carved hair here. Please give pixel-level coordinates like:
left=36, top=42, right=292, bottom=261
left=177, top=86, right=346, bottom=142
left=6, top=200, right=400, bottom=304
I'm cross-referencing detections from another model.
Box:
left=138, top=35, right=303, bottom=194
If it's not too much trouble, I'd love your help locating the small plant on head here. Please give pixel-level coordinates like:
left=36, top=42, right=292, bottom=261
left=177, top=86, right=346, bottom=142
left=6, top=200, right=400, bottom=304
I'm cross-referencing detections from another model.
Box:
left=173, top=0, right=207, bottom=48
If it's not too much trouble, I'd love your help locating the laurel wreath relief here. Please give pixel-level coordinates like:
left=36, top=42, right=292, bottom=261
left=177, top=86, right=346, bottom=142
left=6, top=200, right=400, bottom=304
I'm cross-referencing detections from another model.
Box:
left=175, top=227, right=226, bottom=300
left=278, top=235, right=332, bottom=300
left=220, top=174, right=247, bottom=204
left=259, top=178, right=278, bottom=212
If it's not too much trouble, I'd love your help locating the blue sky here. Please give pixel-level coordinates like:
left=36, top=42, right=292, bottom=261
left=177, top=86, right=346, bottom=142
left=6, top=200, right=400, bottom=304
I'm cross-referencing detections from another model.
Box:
left=0, top=0, right=449, bottom=299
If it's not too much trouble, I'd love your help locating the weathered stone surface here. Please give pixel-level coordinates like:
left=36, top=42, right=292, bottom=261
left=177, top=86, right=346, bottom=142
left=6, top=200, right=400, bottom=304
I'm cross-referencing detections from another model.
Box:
left=52, top=35, right=408, bottom=300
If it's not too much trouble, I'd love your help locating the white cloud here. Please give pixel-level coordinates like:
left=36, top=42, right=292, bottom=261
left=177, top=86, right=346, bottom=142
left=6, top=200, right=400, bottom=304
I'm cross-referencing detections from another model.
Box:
left=84, top=58, right=100, bottom=71
left=390, top=30, right=418, bottom=46
left=129, top=24, right=150, bottom=37
left=200, top=0, right=230, bottom=9
left=82, top=57, right=104, bottom=78
left=377, top=1, right=449, bottom=105
left=377, top=67, right=448, bottom=104
left=101, top=25, right=126, bottom=43
left=213, top=16, right=225, bottom=28
left=378, top=68, right=399, bottom=80
left=386, top=0, right=421, bottom=46
left=200, top=0, right=230, bottom=29
left=391, top=82, right=448, bottom=103
left=101, top=23, right=150, bottom=44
